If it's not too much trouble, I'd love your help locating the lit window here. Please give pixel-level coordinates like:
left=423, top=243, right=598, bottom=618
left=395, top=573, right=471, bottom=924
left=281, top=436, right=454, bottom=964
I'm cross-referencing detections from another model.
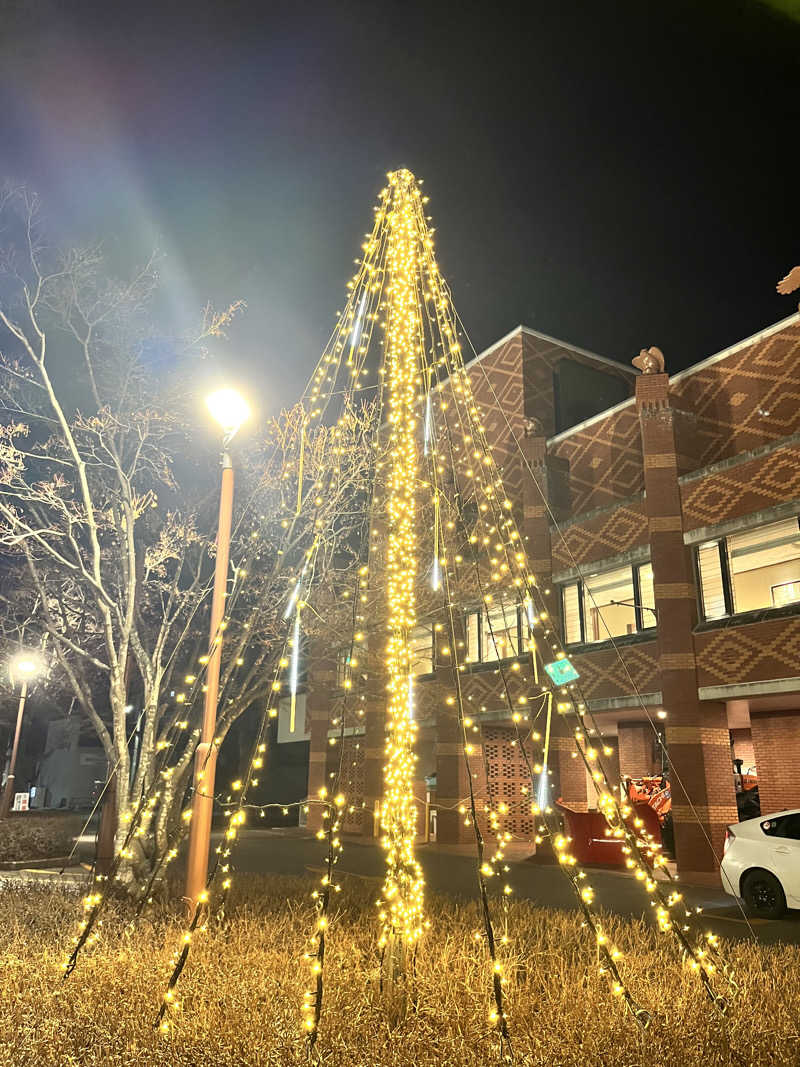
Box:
left=696, top=542, right=727, bottom=620
left=408, top=623, right=434, bottom=675
left=465, top=611, right=481, bottom=663
left=636, top=562, right=656, bottom=624
left=773, top=581, right=800, bottom=607
left=582, top=566, right=636, bottom=641
left=335, top=648, right=351, bottom=688
left=562, top=583, right=582, bottom=644
left=483, top=601, right=520, bottom=661
left=695, top=517, right=800, bottom=621
left=728, top=518, right=800, bottom=613
left=560, top=562, right=656, bottom=644
left=464, top=603, right=520, bottom=663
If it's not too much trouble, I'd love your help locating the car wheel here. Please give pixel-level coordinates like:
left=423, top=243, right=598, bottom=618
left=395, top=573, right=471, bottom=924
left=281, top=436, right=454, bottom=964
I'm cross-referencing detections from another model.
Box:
left=742, top=869, right=787, bottom=919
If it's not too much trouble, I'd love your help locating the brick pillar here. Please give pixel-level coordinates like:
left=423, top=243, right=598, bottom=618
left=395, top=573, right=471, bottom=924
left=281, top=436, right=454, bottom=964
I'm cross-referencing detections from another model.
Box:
left=750, top=710, right=800, bottom=814
left=618, top=723, right=655, bottom=778
left=435, top=613, right=475, bottom=844
left=435, top=711, right=473, bottom=843
left=636, top=370, right=737, bottom=882
left=520, top=421, right=562, bottom=626
left=551, top=736, right=588, bottom=810
left=519, top=424, right=589, bottom=813
left=306, top=641, right=337, bottom=834
left=360, top=679, right=385, bottom=838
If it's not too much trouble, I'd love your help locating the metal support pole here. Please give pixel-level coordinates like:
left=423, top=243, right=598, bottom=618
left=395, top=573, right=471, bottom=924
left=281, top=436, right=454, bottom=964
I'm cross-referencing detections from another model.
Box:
left=184, top=446, right=235, bottom=912
left=0, top=681, right=28, bottom=819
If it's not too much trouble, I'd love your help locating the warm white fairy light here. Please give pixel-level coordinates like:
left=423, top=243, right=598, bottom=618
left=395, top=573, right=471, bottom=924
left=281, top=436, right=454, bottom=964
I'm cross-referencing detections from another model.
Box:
left=289, top=607, right=302, bottom=733
left=411, top=192, right=733, bottom=1011
left=378, top=169, right=425, bottom=960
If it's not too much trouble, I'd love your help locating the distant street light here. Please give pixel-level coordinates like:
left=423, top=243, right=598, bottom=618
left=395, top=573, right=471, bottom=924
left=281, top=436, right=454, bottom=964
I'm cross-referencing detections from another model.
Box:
left=205, top=388, right=251, bottom=437
left=0, top=651, right=43, bottom=819
left=185, top=387, right=250, bottom=913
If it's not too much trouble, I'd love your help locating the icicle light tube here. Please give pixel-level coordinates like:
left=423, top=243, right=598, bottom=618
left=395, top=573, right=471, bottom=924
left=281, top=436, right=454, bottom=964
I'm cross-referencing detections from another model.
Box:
left=378, top=169, right=425, bottom=955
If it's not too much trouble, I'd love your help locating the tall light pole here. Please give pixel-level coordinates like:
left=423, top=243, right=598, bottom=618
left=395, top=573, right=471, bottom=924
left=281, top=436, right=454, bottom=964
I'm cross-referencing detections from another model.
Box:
left=184, top=388, right=250, bottom=913
left=0, top=652, right=43, bottom=819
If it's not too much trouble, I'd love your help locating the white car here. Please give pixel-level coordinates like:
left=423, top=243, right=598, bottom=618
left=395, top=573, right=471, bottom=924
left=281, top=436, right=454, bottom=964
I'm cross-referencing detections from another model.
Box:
left=721, top=809, right=800, bottom=918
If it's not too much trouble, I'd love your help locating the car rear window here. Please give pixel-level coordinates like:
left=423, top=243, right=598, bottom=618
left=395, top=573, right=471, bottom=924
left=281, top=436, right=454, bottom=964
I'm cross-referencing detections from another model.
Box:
left=761, top=813, right=800, bottom=839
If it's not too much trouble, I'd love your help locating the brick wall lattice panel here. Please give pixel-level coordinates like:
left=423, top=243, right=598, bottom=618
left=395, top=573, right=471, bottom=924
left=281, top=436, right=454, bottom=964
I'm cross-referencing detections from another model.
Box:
left=337, top=736, right=365, bottom=833
left=482, top=725, right=537, bottom=839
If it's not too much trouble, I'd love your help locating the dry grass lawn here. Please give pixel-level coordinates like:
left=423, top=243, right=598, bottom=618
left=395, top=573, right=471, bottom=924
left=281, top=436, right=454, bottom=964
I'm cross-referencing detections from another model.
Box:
left=0, top=874, right=797, bottom=1066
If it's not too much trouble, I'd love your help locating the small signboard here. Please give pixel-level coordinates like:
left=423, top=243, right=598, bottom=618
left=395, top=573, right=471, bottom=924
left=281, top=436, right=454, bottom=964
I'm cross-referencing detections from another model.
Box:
left=12, top=792, right=29, bottom=812
left=544, top=658, right=580, bottom=686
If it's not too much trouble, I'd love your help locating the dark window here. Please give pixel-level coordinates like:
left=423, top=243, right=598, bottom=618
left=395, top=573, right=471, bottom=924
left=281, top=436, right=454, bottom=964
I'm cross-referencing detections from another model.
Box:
left=552, top=359, right=631, bottom=435
left=761, top=813, right=800, bottom=840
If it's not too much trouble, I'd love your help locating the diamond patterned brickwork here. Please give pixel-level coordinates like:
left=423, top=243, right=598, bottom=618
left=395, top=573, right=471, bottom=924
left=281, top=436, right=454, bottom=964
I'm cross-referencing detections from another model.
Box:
left=464, top=330, right=634, bottom=518
left=680, top=443, right=800, bottom=531
left=571, top=640, right=660, bottom=701
left=671, top=321, right=800, bottom=470
left=551, top=498, right=648, bottom=571
left=548, top=402, right=644, bottom=515
left=467, top=335, right=526, bottom=508
left=694, top=615, right=800, bottom=687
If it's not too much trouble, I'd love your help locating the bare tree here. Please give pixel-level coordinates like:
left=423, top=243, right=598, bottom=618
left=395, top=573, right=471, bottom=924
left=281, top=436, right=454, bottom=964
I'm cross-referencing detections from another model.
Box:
left=0, top=185, right=376, bottom=882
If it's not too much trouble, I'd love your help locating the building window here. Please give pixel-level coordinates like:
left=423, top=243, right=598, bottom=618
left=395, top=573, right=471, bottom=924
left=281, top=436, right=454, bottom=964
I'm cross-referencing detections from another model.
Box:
left=560, top=561, right=656, bottom=644
left=583, top=565, right=636, bottom=641
left=335, top=648, right=351, bottom=688
left=465, top=601, right=521, bottom=663
left=408, top=623, right=434, bottom=675
left=696, top=541, right=727, bottom=620
left=636, top=562, right=656, bottom=620
left=562, top=582, right=582, bottom=644
left=697, top=516, right=800, bottom=620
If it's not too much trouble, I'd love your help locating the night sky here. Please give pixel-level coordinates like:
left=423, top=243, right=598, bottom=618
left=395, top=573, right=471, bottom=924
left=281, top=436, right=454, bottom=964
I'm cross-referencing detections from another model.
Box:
left=1, top=0, right=798, bottom=412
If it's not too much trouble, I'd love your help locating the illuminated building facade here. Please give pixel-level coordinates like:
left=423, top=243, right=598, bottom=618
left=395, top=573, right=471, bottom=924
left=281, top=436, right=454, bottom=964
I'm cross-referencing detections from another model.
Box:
left=305, top=310, right=800, bottom=883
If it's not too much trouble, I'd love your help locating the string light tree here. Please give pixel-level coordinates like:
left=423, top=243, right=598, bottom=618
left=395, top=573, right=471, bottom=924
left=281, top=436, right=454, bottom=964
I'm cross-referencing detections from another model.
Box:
left=300, top=169, right=516, bottom=1045
left=298, top=165, right=737, bottom=1045
left=376, top=168, right=427, bottom=1011
left=143, top=165, right=736, bottom=1053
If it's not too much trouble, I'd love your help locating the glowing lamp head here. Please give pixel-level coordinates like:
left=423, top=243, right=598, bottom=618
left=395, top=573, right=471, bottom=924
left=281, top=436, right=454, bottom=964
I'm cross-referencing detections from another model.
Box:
left=205, top=388, right=251, bottom=437
left=11, top=652, right=42, bottom=681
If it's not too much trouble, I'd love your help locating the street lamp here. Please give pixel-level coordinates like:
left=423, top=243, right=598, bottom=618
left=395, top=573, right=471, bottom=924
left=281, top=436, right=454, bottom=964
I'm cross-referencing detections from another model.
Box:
left=185, top=387, right=250, bottom=912
left=0, top=652, right=43, bottom=819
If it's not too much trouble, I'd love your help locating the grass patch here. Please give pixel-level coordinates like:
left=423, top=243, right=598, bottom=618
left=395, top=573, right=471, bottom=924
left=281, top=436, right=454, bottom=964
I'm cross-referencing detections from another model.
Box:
left=0, top=873, right=797, bottom=1065
left=0, top=812, right=84, bottom=863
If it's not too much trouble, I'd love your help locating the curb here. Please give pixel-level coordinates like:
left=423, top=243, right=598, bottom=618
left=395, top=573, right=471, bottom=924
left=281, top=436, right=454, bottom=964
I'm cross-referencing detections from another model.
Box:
left=0, top=855, right=75, bottom=871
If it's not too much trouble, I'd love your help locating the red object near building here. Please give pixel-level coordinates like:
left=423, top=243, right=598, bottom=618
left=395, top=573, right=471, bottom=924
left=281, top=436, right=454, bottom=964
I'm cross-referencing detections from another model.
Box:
left=622, top=775, right=672, bottom=820
left=555, top=800, right=663, bottom=868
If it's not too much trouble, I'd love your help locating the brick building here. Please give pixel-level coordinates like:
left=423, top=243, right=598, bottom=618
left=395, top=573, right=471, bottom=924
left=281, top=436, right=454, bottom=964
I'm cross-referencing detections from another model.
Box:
left=303, top=310, right=800, bottom=883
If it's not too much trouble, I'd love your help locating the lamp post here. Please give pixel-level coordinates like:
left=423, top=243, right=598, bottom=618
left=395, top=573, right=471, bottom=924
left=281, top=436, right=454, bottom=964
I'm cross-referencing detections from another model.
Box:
left=185, top=388, right=250, bottom=913
left=0, top=652, right=42, bottom=819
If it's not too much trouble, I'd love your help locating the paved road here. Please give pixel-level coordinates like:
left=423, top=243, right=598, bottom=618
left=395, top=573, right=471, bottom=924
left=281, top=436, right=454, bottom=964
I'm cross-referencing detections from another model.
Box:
left=5, top=829, right=799, bottom=946
left=227, top=829, right=800, bottom=946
